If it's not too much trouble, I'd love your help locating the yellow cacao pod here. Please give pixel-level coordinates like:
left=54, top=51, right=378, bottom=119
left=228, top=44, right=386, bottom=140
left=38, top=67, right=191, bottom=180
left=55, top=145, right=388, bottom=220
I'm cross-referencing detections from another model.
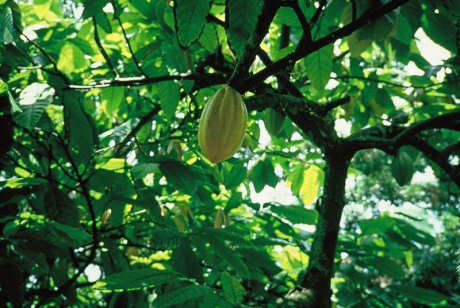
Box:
left=198, top=85, right=248, bottom=163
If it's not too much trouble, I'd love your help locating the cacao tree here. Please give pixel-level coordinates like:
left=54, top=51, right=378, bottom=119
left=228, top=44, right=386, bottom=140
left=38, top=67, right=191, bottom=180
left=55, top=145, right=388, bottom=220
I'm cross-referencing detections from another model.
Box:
left=1, top=0, right=459, bottom=307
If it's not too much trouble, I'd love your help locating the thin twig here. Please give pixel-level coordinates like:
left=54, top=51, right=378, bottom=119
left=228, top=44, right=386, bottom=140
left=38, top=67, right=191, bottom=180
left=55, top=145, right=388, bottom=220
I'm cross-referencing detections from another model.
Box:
left=92, top=17, right=118, bottom=78
left=16, top=27, right=70, bottom=85
left=113, top=105, right=161, bottom=156
left=111, top=0, right=147, bottom=77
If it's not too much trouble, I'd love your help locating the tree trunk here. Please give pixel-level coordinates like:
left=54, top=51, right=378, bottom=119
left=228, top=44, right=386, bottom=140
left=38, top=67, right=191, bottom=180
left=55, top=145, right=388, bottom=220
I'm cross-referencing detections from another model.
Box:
left=300, top=152, right=350, bottom=307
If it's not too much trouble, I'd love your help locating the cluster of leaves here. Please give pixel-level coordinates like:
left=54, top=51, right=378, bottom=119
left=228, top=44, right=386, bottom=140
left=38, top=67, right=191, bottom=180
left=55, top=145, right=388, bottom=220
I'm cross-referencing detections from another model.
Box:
left=0, top=0, right=459, bottom=307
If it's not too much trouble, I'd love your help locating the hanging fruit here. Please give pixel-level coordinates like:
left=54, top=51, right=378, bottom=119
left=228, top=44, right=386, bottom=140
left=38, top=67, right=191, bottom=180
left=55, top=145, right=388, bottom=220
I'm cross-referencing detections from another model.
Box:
left=198, top=85, right=247, bottom=163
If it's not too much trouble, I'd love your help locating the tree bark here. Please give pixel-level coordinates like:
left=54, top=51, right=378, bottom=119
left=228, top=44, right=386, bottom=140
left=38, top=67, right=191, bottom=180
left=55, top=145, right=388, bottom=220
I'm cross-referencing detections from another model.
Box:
left=300, top=151, right=350, bottom=307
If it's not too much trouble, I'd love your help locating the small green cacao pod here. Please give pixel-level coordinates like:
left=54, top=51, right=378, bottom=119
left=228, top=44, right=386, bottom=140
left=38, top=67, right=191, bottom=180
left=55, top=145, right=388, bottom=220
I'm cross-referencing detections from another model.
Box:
left=198, top=85, right=248, bottom=163
left=391, top=150, right=414, bottom=186
left=264, top=108, right=285, bottom=136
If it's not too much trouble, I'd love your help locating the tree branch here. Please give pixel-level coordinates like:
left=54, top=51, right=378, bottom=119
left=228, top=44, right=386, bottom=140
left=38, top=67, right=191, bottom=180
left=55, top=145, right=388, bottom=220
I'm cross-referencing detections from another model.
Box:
left=346, top=110, right=460, bottom=152
left=309, top=0, right=327, bottom=27
left=408, top=137, right=460, bottom=187
left=111, top=0, right=147, bottom=77
left=242, top=0, right=410, bottom=89
left=333, top=75, right=435, bottom=89
left=93, top=17, right=118, bottom=78
left=66, top=72, right=226, bottom=90
left=113, top=105, right=161, bottom=157
left=16, top=27, right=70, bottom=85
left=228, top=0, right=281, bottom=89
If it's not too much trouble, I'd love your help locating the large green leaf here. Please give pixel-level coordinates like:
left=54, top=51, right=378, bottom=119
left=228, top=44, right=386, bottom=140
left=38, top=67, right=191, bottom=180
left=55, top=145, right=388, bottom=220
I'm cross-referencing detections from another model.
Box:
left=93, top=268, right=180, bottom=290
left=0, top=6, right=14, bottom=44
left=154, top=284, right=211, bottom=307
left=174, top=0, right=209, bottom=47
left=303, top=45, right=333, bottom=91
left=362, top=256, right=405, bottom=279
left=63, top=91, right=96, bottom=167
left=250, top=159, right=277, bottom=193
left=159, top=161, right=200, bottom=194
left=220, top=272, right=245, bottom=305
left=421, top=10, right=457, bottom=53
left=57, top=42, right=88, bottom=75
left=207, top=234, right=250, bottom=278
left=49, top=221, right=92, bottom=246
left=14, top=83, right=54, bottom=129
left=390, top=285, right=448, bottom=305
left=226, top=0, right=263, bottom=59
left=359, top=217, right=396, bottom=235
left=270, top=205, right=318, bottom=225
left=155, top=81, right=180, bottom=119
left=101, top=86, right=124, bottom=117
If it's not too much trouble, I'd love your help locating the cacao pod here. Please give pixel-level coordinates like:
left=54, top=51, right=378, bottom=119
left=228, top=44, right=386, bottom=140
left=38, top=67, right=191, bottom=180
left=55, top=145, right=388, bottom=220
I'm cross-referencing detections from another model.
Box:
left=391, top=150, right=414, bottom=186
left=198, top=85, right=247, bottom=163
left=264, top=108, right=285, bottom=136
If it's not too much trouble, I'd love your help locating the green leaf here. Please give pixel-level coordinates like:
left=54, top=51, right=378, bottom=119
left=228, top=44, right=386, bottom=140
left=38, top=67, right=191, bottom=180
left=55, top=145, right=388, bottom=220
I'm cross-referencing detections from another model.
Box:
left=93, top=268, right=180, bottom=290
left=390, top=285, right=448, bottom=305
left=101, top=86, right=124, bottom=117
left=57, top=42, right=88, bottom=75
left=227, top=0, right=263, bottom=59
left=199, top=23, right=218, bottom=52
left=346, top=24, right=372, bottom=58
left=154, top=284, right=211, bottom=307
left=63, top=91, right=96, bottom=166
left=0, top=7, right=14, bottom=44
left=223, top=160, right=247, bottom=189
left=170, top=242, right=203, bottom=282
left=159, top=161, right=199, bottom=194
left=155, top=81, right=180, bottom=119
left=395, top=219, right=435, bottom=246
left=131, top=163, right=159, bottom=180
left=286, top=164, right=304, bottom=195
left=207, top=234, right=250, bottom=278
left=82, top=0, right=109, bottom=18
left=14, top=83, right=54, bottom=129
left=251, top=159, right=277, bottom=193
left=49, top=221, right=92, bottom=246
left=362, top=256, right=405, bottom=279
left=359, top=216, right=396, bottom=235
left=174, top=0, right=209, bottom=47
left=303, top=45, right=333, bottom=91
left=299, top=165, right=323, bottom=205
left=391, top=150, right=414, bottom=186
left=199, top=294, right=233, bottom=308
left=270, top=205, right=318, bottom=225
left=421, top=11, right=457, bottom=53
left=220, top=272, right=245, bottom=305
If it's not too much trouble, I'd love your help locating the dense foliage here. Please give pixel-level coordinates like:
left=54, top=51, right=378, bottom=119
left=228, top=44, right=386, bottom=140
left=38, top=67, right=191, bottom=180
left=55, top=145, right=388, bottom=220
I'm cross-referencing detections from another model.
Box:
left=0, top=0, right=459, bottom=307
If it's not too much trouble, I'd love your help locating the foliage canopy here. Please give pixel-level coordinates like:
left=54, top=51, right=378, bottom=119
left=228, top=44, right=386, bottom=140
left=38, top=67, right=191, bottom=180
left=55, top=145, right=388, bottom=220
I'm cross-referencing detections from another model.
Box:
left=0, top=0, right=459, bottom=307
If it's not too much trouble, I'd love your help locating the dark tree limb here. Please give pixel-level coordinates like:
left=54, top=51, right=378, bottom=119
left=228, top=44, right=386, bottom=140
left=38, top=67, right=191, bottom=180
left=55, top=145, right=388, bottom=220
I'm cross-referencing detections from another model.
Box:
left=309, top=0, right=328, bottom=27
left=66, top=72, right=227, bottom=90
left=298, top=153, right=350, bottom=307
left=228, top=0, right=281, bottom=89
left=346, top=110, right=460, bottom=151
left=346, top=110, right=460, bottom=187
left=408, top=138, right=460, bottom=187
left=242, top=0, right=410, bottom=89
